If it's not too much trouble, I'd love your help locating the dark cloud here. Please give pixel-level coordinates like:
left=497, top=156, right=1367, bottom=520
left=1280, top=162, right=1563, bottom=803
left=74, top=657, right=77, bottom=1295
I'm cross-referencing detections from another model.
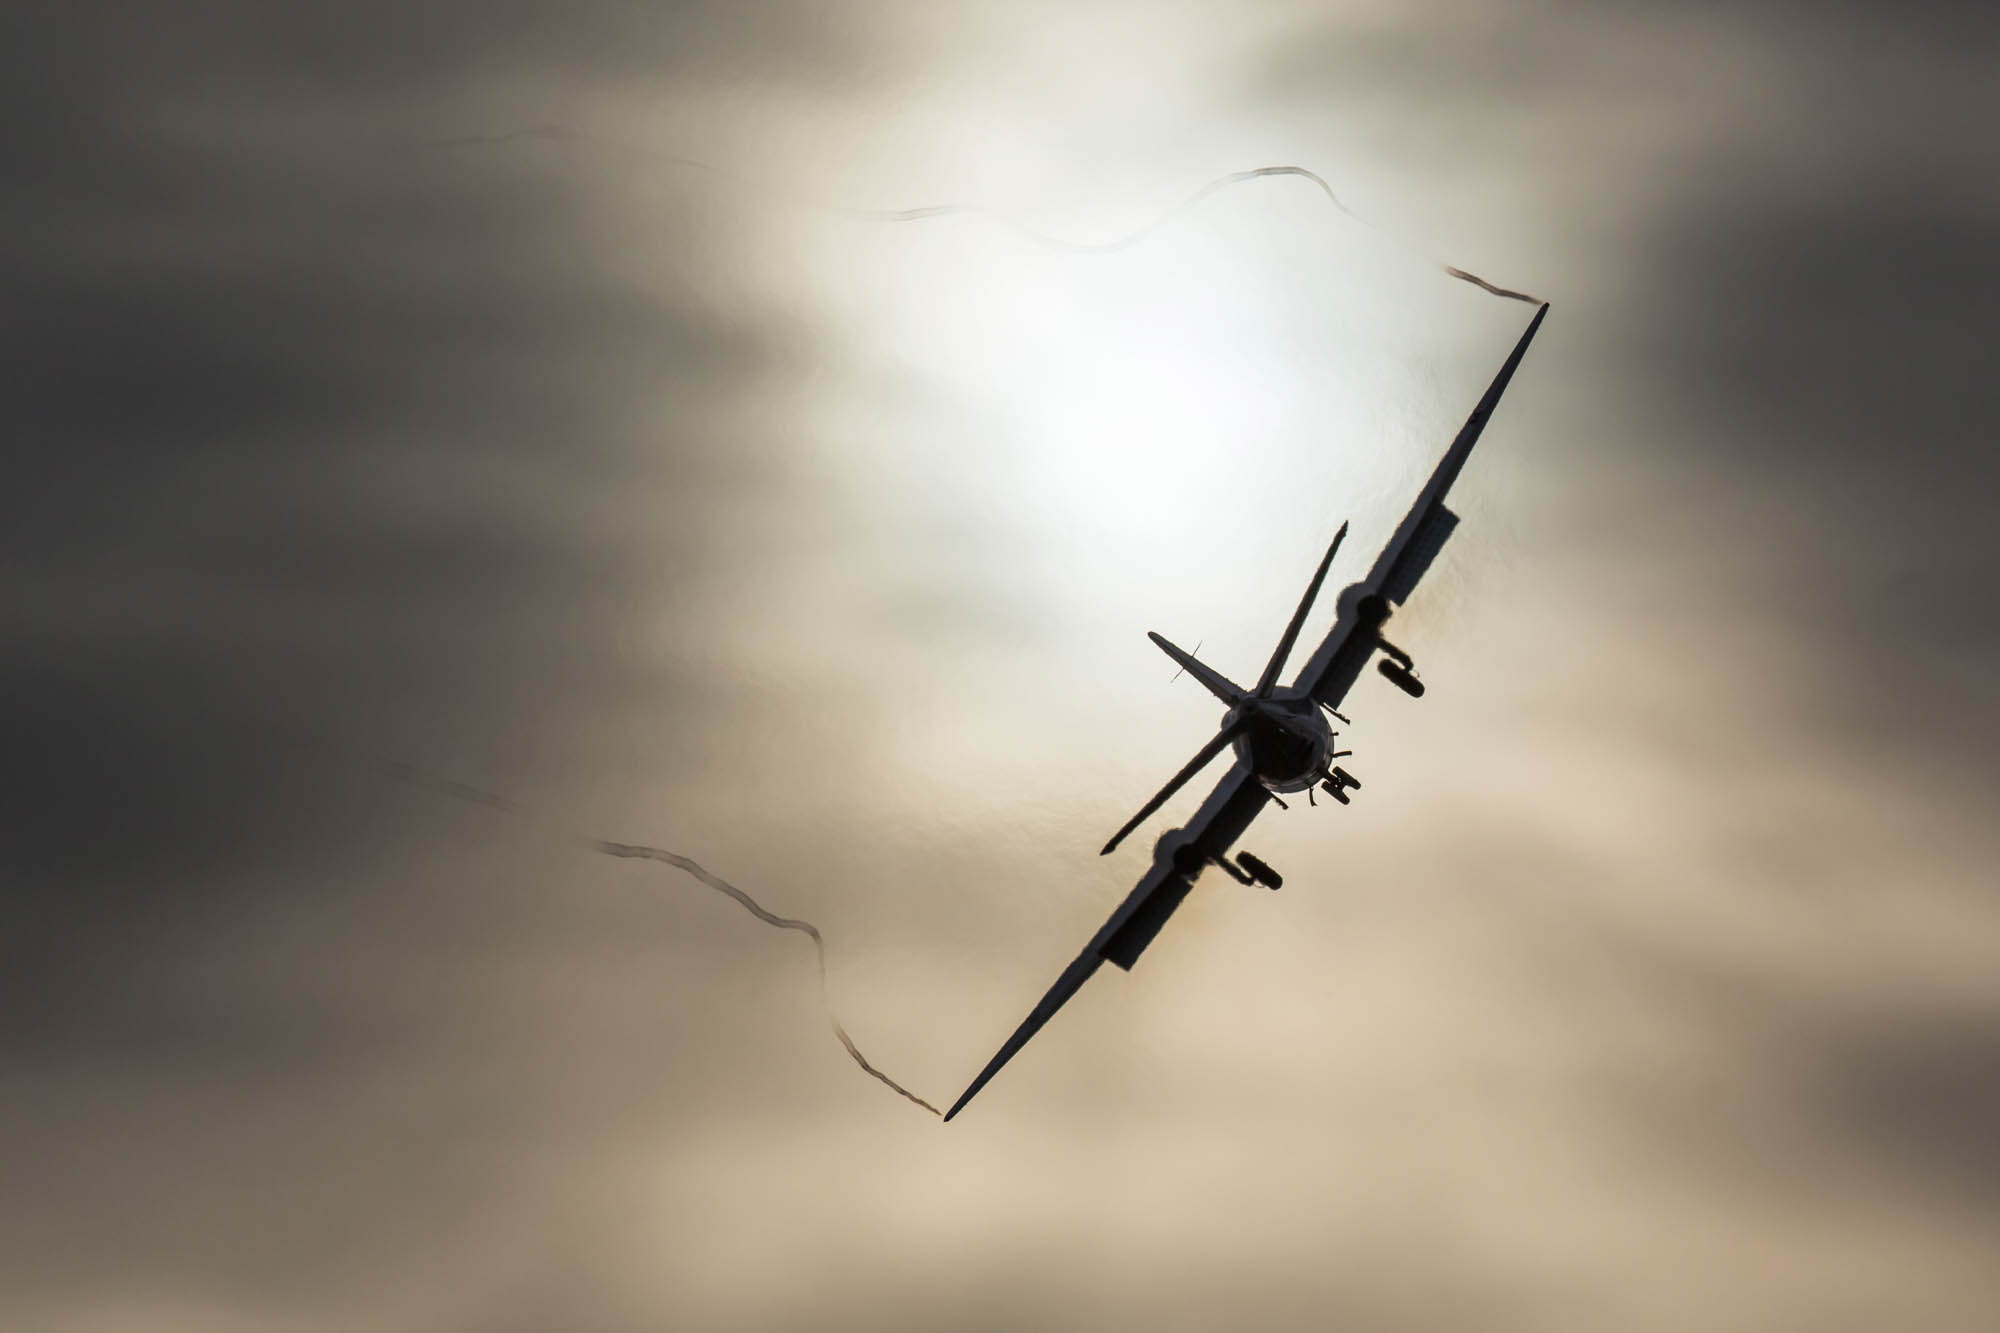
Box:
left=1643, top=186, right=2000, bottom=639
left=1810, top=1013, right=2000, bottom=1206
left=5, top=0, right=878, bottom=108
left=1628, top=61, right=2000, bottom=781
left=0, top=24, right=864, bottom=1293
left=0, top=0, right=844, bottom=896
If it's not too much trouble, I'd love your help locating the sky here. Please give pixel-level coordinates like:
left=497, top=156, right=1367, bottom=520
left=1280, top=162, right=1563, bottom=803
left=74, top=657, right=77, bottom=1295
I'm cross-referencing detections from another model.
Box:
left=5, top=2, right=1999, bottom=1329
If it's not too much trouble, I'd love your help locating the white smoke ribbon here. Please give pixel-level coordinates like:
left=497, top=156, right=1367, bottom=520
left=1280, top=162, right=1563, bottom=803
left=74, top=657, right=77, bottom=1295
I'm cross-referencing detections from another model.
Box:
left=859, top=163, right=1542, bottom=304
left=594, top=840, right=942, bottom=1116
left=326, top=740, right=943, bottom=1117
left=425, top=130, right=1540, bottom=303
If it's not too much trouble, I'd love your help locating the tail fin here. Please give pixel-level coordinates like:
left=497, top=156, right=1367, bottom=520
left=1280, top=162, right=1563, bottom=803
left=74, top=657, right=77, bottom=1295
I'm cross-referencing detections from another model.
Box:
left=1253, top=522, right=1348, bottom=698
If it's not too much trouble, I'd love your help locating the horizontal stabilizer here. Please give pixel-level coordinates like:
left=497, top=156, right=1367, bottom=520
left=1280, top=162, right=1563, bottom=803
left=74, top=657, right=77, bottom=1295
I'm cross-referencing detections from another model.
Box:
left=1256, top=522, right=1349, bottom=697
left=1149, top=633, right=1245, bottom=706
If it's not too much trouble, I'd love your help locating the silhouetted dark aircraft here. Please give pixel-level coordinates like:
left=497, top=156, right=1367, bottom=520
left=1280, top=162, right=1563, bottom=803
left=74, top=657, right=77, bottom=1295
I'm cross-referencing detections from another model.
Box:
left=944, top=303, right=1550, bottom=1122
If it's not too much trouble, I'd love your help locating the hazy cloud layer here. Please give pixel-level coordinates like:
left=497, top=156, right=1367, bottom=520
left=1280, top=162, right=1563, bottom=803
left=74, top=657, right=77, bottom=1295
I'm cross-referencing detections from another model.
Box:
left=5, top=1, right=1998, bottom=1330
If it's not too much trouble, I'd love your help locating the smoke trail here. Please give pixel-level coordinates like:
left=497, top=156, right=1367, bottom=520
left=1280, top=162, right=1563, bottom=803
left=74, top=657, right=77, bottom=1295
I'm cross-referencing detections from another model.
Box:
left=596, top=841, right=942, bottom=1116
left=862, top=164, right=1541, bottom=303
left=851, top=164, right=1360, bottom=252
left=370, top=753, right=941, bottom=1116
left=1442, top=265, right=1541, bottom=305
left=428, top=127, right=1539, bottom=304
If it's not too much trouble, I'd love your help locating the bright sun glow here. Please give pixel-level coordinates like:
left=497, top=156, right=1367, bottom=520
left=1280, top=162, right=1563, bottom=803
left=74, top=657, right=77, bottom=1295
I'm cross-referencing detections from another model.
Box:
left=802, top=179, right=1455, bottom=627
left=766, top=169, right=1493, bottom=810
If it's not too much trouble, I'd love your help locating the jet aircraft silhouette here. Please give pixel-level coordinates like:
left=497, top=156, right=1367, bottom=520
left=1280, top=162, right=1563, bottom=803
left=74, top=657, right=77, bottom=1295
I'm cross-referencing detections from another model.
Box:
left=945, top=303, right=1550, bottom=1122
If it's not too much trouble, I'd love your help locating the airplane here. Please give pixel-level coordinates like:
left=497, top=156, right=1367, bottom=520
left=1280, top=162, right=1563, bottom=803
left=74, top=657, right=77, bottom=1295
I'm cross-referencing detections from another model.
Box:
left=943, top=302, right=1549, bottom=1122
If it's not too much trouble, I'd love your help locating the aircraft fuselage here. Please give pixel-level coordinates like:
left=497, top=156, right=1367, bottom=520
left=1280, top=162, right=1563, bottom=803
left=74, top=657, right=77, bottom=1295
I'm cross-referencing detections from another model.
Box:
left=1227, top=692, right=1334, bottom=794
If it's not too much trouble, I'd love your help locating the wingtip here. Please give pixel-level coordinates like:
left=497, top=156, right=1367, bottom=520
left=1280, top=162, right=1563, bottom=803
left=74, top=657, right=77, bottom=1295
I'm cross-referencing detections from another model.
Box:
left=944, top=1072, right=992, bottom=1120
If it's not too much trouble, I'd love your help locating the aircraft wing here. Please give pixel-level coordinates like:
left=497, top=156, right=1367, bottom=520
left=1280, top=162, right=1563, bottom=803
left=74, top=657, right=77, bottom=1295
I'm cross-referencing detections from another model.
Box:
left=1291, top=302, right=1548, bottom=706
left=943, top=763, right=1273, bottom=1121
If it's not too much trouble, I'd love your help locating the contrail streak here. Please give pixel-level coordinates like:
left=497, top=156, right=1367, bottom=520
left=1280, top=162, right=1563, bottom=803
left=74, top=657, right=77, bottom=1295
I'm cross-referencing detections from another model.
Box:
left=427, top=127, right=1540, bottom=303
left=851, top=164, right=1361, bottom=252
left=596, top=841, right=942, bottom=1116
left=862, top=164, right=1540, bottom=303
left=1442, top=265, right=1541, bottom=305
left=371, top=753, right=941, bottom=1116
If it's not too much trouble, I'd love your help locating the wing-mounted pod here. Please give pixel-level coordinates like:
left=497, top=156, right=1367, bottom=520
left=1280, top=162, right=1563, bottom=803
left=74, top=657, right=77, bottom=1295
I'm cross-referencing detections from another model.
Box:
left=1103, top=828, right=1286, bottom=972
left=1199, top=847, right=1283, bottom=890
left=1375, top=639, right=1425, bottom=698
left=1235, top=851, right=1283, bottom=890
left=1372, top=504, right=1458, bottom=697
